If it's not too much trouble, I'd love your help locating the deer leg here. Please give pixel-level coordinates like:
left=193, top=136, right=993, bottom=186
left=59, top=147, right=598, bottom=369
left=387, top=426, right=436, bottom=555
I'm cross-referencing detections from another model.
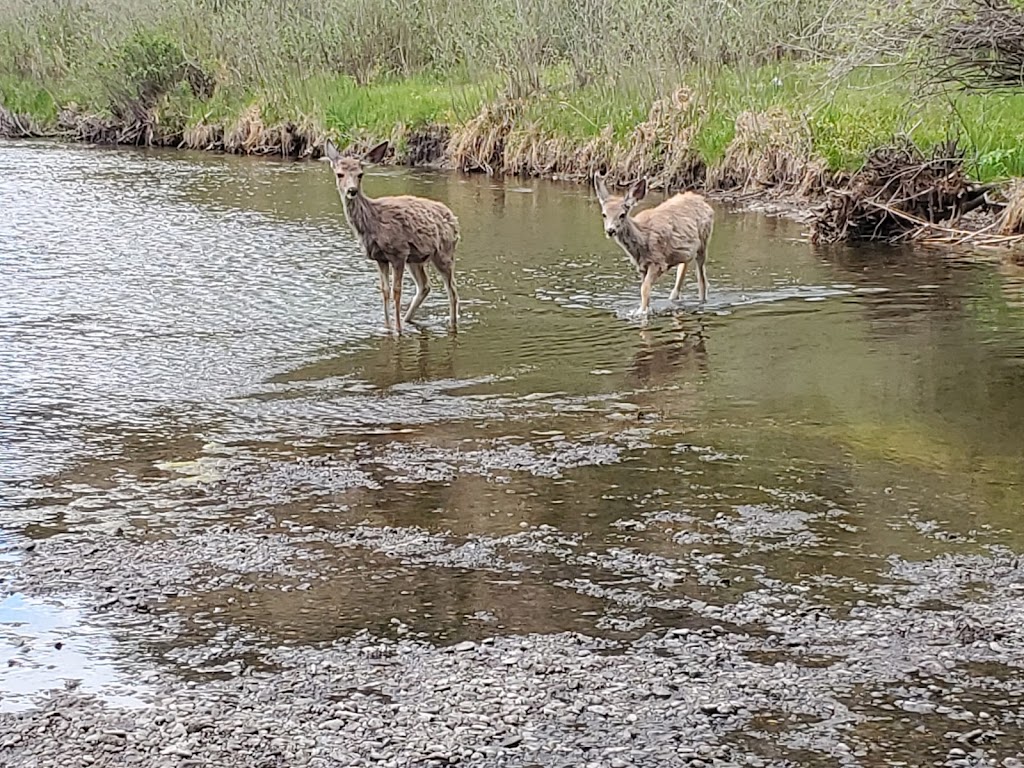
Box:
left=668, top=262, right=689, bottom=302
left=696, top=251, right=709, bottom=304
left=638, top=266, right=660, bottom=317
left=404, top=262, right=431, bottom=324
left=376, top=261, right=392, bottom=328
left=392, top=261, right=405, bottom=334
left=436, top=260, right=459, bottom=328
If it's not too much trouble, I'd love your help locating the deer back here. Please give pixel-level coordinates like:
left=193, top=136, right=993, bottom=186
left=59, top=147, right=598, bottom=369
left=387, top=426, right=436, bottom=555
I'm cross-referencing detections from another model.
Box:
left=633, top=192, right=714, bottom=266
left=354, top=194, right=460, bottom=262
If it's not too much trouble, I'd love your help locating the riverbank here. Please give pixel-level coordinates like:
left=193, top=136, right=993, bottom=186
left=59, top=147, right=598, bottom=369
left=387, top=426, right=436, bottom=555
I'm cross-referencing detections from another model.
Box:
left=5, top=64, right=1024, bottom=180
left=5, top=65, right=1024, bottom=246
left=4, top=0, right=1024, bottom=243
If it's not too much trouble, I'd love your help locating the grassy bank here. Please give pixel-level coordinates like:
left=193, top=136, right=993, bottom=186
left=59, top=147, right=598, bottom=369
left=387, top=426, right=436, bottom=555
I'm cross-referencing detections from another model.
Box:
left=3, top=0, right=1024, bottom=196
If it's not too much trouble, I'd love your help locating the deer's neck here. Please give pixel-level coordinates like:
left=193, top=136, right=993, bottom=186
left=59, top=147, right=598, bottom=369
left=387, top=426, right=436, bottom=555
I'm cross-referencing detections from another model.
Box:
left=342, top=191, right=376, bottom=245
left=615, top=215, right=648, bottom=267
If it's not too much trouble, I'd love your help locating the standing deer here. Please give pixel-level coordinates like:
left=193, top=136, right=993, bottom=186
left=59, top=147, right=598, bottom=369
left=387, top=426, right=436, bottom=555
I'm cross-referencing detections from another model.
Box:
left=325, top=139, right=460, bottom=333
left=594, top=172, right=714, bottom=318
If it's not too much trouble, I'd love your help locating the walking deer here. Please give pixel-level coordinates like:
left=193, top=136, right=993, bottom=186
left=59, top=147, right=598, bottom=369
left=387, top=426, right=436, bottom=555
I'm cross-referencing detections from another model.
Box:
left=594, top=173, right=714, bottom=317
left=325, top=139, right=460, bottom=333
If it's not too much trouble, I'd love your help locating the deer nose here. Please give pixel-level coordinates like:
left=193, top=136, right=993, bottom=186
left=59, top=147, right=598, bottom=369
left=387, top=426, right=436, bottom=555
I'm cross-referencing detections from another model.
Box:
left=345, top=188, right=357, bottom=198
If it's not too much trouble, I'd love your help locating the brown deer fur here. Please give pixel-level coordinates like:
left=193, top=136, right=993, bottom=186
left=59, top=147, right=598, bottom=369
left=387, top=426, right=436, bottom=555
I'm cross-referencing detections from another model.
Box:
left=325, top=139, right=460, bottom=333
left=594, top=172, right=714, bottom=317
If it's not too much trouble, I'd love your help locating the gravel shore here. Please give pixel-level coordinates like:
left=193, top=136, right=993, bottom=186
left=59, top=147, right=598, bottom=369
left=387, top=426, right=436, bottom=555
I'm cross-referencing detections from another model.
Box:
left=4, top=503, right=1024, bottom=767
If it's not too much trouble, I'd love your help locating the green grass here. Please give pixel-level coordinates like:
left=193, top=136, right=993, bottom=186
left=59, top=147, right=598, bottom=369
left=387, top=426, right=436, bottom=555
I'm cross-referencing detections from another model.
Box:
left=807, top=84, right=1024, bottom=181
left=4, top=40, right=1024, bottom=185
left=320, top=75, right=490, bottom=140
left=0, top=76, right=58, bottom=121
left=2, top=0, right=1023, bottom=184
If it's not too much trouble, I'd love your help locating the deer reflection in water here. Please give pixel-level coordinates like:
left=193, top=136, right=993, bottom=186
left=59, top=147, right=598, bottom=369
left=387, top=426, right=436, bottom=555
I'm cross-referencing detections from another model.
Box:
left=625, top=317, right=710, bottom=422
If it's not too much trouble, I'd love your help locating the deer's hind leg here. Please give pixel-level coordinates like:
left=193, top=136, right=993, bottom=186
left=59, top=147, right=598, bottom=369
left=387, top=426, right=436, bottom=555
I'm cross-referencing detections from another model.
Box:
left=433, top=253, right=459, bottom=328
left=668, top=261, right=689, bottom=302
left=404, top=262, right=431, bottom=324
left=695, top=248, right=709, bottom=304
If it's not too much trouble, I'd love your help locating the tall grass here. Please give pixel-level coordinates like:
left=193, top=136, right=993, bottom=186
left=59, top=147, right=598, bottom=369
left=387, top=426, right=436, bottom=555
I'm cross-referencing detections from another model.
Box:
left=2, top=0, right=1022, bottom=183
left=0, top=0, right=906, bottom=88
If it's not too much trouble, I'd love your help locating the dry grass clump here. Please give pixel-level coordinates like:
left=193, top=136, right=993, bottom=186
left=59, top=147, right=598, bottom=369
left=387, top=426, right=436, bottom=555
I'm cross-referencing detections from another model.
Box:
left=182, top=122, right=224, bottom=151
left=609, top=87, right=705, bottom=191
left=504, top=128, right=604, bottom=178
left=44, top=101, right=316, bottom=157
left=284, top=116, right=326, bottom=159
left=218, top=105, right=325, bottom=157
left=223, top=105, right=272, bottom=155
left=570, top=126, right=618, bottom=181
left=448, top=88, right=704, bottom=190
left=997, top=180, right=1024, bottom=236
left=710, top=108, right=829, bottom=196
left=449, top=99, right=523, bottom=174
left=503, top=127, right=562, bottom=177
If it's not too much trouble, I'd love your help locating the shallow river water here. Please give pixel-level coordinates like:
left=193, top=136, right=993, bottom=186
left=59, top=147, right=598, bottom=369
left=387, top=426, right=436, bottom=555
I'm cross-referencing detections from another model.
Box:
left=2, top=140, right=1024, bottom=766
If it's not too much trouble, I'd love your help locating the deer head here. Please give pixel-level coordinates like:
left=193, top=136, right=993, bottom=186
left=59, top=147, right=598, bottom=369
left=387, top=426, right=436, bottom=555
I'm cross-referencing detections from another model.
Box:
left=594, top=172, right=648, bottom=238
left=325, top=139, right=390, bottom=200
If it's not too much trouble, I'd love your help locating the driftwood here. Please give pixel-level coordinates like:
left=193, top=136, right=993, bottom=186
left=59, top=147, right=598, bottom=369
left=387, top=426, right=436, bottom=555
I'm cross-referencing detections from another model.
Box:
left=811, top=140, right=1003, bottom=244
left=0, top=105, right=37, bottom=138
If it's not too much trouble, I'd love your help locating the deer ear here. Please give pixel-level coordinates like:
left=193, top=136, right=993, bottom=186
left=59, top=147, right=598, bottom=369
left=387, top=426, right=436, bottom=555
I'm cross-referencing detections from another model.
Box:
left=626, top=177, right=648, bottom=205
left=324, top=140, right=341, bottom=162
left=594, top=172, right=610, bottom=202
left=363, top=140, right=390, bottom=165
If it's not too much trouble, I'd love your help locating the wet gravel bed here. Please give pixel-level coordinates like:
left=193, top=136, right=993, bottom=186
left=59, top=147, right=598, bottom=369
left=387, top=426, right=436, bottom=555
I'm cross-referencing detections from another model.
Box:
left=1, top=628, right=798, bottom=768
left=5, top=516, right=1024, bottom=766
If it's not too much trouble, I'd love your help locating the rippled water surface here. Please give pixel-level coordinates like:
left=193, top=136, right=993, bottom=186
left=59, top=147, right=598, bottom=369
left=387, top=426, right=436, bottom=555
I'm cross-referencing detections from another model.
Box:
left=2, top=140, right=1024, bottom=758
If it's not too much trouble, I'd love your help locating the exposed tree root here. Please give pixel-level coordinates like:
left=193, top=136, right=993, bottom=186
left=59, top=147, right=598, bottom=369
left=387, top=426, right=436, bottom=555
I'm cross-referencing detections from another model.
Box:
left=811, top=141, right=1006, bottom=245
left=0, top=105, right=39, bottom=138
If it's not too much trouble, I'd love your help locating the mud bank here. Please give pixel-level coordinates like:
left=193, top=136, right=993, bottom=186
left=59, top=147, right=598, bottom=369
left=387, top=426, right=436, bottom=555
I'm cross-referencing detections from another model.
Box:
left=3, top=97, right=1019, bottom=246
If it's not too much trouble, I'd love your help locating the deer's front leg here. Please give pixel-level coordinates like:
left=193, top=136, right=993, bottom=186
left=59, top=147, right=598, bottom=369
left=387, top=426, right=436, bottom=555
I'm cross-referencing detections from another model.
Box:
left=669, top=262, right=688, bottom=302
left=376, top=261, right=392, bottom=329
left=637, top=265, right=660, bottom=318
